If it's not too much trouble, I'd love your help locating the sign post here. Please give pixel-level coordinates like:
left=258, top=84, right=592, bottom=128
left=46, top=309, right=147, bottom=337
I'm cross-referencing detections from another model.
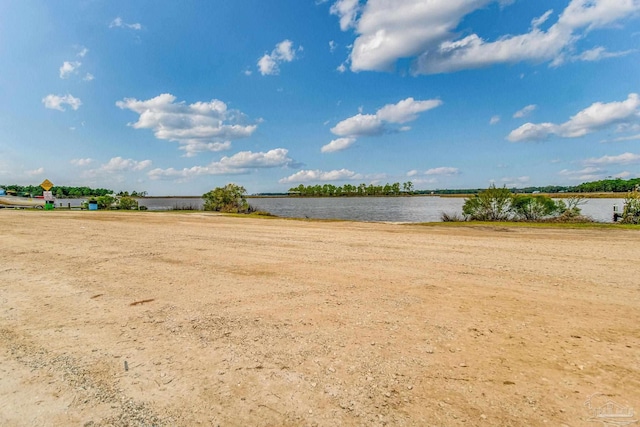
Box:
left=40, top=179, right=55, bottom=210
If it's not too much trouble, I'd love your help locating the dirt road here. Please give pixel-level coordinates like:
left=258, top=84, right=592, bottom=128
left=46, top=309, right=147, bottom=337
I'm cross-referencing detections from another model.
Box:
left=1, top=211, right=639, bottom=426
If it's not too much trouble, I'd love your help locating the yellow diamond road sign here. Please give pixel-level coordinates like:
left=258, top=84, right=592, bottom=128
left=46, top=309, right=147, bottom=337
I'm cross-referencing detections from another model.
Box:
left=40, top=179, right=54, bottom=191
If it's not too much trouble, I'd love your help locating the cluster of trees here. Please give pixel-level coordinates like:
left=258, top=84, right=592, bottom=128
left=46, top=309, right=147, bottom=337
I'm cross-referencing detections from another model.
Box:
left=288, top=182, right=414, bottom=197
left=574, top=178, right=640, bottom=193
left=457, top=185, right=585, bottom=222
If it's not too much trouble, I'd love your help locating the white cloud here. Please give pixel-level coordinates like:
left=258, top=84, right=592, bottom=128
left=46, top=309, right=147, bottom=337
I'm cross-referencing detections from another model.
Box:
left=83, top=73, right=95, bottom=82
left=70, top=158, right=93, bottom=166
left=329, top=40, right=338, bottom=53
left=500, top=176, right=530, bottom=186
left=26, top=167, right=45, bottom=177
left=376, top=98, right=443, bottom=124
left=321, top=137, right=356, bottom=153
left=279, top=168, right=361, bottom=184
left=42, top=94, right=82, bottom=111
left=425, top=167, right=459, bottom=176
left=513, top=104, right=537, bottom=118
left=508, top=93, right=640, bottom=142
left=257, top=40, right=302, bottom=75
left=571, top=46, right=636, bottom=62
left=558, top=166, right=605, bottom=181
left=331, top=113, right=383, bottom=137
left=330, top=0, right=361, bottom=31
left=148, top=149, right=298, bottom=181
left=326, top=97, right=442, bottom=152
left=101, top=157, right=152, bottom=172
left=330, top=0, right=640, bottom=74
left=583, top=152, right=640, bottom=166
left=59, top=61, right=81, bottom=78
left=77, top=47, right=89, bottom=57
left=490, top=115, right=501, bottom=125
left=109, top=17, right=142, bottom=30
left=601, top=133, right=640, bottom=143
left=116, top=93, right=257, bottom=156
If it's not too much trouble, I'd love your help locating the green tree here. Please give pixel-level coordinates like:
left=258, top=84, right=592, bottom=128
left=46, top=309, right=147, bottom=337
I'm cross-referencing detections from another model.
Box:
left=511, top=195, right=561, bottom=221
left=462, top=184, right=514, bottom=221
left=117, top=196, right=139, bottom=210
left=203, top=183, right=249, bottom=213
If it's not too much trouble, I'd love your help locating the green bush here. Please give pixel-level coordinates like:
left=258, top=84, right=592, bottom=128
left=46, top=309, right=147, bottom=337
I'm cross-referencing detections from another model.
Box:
left=117, top=196, right=139, bottom=210
left=512, top=195, right=562, bottom=221
left=621, top=190, right=640, bottom=224
left=203, top=183, right=250, bottom=213
left=461, top=186, right=584, bottom=222
left=462, top=184, right=514, bottom=221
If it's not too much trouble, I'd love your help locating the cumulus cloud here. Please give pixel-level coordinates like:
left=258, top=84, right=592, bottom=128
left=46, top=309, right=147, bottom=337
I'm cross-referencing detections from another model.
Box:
left=323, top=97, right=442, bottom=152
left=425, top=167, right=459, bottom=176
left=83, top=73, right=95, bottom=82
left=42, top=94, right=82, bottom=111
left=257, top=40, right=302, bottom=75
left=508, top=93, right=640, bottom=142
left=60, top=61, right=81, bottom=79
left=490, top=115, right=501, bottom=125
left=148, top=149, right=298, bottom=181
left=70, top=158, right=93, bottom=166
left=513, top=104, right=537, bottom=118
left=116, top=93, right=258, bottom=157
left=109, top=17, right=142, bottom=30
left=279, top=168, right=362, bottom=184
left=328, top=0, right=640, bottom=74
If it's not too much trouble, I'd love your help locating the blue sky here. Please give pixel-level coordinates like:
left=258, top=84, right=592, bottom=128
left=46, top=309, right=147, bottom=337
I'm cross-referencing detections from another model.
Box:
left=1, top=0, right=639, bottom=195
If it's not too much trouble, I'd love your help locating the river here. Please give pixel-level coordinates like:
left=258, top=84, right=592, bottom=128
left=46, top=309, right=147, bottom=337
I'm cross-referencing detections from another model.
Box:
left=55, top=196, right=624, bottom=223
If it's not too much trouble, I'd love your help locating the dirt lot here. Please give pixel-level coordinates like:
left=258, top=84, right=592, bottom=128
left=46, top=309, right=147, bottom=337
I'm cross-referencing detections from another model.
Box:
left=1, top=210, right=639, bottom=426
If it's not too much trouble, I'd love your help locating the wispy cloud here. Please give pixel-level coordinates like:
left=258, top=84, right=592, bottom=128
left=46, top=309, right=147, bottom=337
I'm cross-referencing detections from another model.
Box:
left=513, top=104, right=537, bottom=119
left=109, top=17, right=142, bottom=30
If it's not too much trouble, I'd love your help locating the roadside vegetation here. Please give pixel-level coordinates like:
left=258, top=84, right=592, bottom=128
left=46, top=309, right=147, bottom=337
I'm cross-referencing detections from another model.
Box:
left=443, top=184, right=591, bottom=223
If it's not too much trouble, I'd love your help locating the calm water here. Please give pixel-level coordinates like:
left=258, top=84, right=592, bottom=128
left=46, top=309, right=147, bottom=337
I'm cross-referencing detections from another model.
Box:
left=54, top=196, right=624, bottom=223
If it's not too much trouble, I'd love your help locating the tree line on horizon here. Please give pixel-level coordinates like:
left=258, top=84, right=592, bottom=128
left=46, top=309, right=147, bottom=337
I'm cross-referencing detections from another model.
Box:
left=0, top=184, right=147, bottom=198
left=285, top=178, right=640, bottom=197
left=288, top=182, right=414, bottom=197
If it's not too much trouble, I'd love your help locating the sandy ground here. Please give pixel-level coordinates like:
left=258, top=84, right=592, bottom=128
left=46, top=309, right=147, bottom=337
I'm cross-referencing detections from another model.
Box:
left=0, top=210, right=639, bottom=426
